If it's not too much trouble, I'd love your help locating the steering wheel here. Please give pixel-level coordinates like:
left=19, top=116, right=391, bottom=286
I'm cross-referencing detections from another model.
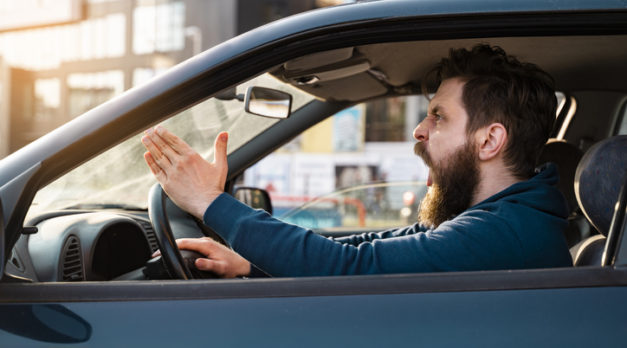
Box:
left=148, top=183, right=216, bottom=279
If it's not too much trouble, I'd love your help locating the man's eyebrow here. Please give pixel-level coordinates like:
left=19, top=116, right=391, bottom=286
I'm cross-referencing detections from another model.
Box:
left=429, top=104, right=444, bottom=115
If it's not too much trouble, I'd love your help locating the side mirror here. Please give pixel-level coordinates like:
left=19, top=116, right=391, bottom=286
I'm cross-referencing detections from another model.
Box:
left=233, top=187, right=273, bottom=215
left=244, top=86, right=292, bottom=119
left=0, top=304, right=92, bottom=343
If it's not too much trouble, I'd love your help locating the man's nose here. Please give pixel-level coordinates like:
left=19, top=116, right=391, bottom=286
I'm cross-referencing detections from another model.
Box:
left=413, top=118, right=430, bottom=142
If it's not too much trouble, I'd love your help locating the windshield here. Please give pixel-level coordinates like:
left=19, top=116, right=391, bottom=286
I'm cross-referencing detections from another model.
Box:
left=28, top=73, right=314, bottom=219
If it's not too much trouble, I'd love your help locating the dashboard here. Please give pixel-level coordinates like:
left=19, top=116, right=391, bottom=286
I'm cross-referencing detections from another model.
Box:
left=5, top=196, right=219, bottom=283
left=6, top=212, right=157, bottom=282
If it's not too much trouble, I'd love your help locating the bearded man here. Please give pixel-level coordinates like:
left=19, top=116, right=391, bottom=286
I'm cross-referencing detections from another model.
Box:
left=142, top=44, right=573, bottom=277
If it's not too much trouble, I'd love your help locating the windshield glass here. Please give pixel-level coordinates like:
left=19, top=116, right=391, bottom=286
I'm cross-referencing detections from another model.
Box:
left=28, top=73, right=314, bottom=219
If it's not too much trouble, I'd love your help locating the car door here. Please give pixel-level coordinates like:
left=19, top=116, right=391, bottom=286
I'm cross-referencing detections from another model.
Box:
left=1, top=268, right=627, bottom=346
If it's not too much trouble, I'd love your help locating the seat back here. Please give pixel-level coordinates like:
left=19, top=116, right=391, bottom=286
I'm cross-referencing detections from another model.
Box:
left=538, top=139, right=587, bottom=247
left=538, top=139, right=583, bottom=214
left=572, top=135, right=627, bottom=266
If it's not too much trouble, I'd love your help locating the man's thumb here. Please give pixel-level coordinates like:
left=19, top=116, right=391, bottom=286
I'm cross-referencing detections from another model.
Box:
left=214, top=132, right=228, bottom=167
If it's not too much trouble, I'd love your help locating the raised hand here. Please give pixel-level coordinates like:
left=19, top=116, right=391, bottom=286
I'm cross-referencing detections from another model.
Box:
left=142, top=126, right=228, bottom=219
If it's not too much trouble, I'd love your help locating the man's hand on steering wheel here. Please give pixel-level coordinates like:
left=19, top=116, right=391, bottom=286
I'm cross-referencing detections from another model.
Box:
left=151, top=237, right=252, bottom=278
left=176, top=237, right=251, bottom=278
left=142, top=126, right=227, bottom=219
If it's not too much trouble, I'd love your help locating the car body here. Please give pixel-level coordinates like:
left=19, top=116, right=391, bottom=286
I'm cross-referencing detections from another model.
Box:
left=1, top=0, right=627, bottom=346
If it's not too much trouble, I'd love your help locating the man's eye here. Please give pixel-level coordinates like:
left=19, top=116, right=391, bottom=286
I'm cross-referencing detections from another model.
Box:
left=434, top=114, right=442, bottom=121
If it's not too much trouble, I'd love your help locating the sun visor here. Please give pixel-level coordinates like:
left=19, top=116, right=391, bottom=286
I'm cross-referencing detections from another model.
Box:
left=283, top=57, right=371, bottom=85
left=294, top=72, right=388, bottom=101
left=283, top=47, right=354, bottom=71
left=277, top=47, right=388, bottom=101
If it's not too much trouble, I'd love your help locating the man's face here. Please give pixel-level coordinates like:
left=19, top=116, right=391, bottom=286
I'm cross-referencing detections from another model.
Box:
left=413, top=78, right=480, bottom=227
left=413, top=78, right=470, bottom=182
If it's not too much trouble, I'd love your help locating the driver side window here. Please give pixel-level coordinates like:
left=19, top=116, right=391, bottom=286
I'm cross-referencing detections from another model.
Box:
left=239, top=95, right=430, bottom=234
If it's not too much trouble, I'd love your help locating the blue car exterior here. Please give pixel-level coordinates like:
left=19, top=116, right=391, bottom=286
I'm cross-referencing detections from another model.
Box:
left=1, top=0, right=627, bottom=346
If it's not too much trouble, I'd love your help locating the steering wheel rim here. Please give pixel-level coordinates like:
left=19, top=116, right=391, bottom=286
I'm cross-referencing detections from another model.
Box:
left=148, top=183, right=193, bottom=279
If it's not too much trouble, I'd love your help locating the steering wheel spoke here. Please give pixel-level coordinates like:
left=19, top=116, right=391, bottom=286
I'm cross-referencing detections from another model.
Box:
left=148, top=184, right=217, bottom=279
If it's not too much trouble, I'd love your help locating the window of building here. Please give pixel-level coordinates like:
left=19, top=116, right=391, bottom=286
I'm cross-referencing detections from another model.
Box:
left=34, top=78, right=60, bottom=120
left=133, top=2, right=185, bottom=55
left=365, top=95, right=428, bottom=142
left=0, top=13, right=125, bottom=70
left=67, top=71, right=123, bottom=118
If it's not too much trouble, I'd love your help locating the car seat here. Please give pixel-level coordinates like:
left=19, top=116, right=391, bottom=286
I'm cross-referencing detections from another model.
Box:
left=537, top=139, right=590, bottom=247
left=571, top=135, right=627, bottom=266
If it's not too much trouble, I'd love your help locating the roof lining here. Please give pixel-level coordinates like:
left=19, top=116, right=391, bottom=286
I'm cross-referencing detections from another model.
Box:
left=272, top=35, right=627, bottom=102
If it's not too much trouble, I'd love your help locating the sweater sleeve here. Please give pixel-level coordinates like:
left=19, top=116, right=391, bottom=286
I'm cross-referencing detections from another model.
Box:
left=331, top=224, right=428, bottom=246
left=204, top=193, right=526, bottom=277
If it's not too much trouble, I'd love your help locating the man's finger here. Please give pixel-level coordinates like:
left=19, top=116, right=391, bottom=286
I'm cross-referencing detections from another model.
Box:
left=142, top=134, right=172, bottom=167
left=146, top=129, right=179, bottom=164
left=144, top=152, right=167, bottom=181
left=194, top=258, right=223, bottom=274
left=176, top=238, right=212, bottom=255
left=155, top=125, right=193, bottom=155
left=213, top=132, right=228, bottom=167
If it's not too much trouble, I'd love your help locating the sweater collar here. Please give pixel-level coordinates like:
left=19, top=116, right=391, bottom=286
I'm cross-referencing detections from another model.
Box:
left=472, top=162, right=560, bottom=208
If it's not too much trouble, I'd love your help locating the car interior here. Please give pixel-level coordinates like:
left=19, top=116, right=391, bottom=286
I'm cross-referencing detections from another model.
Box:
left=273, top=35, right=627, bottom=267
left=4, top=33, right=627, bottom=282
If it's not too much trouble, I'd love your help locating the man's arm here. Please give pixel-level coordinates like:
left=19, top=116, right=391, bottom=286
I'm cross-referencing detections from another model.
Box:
left=140, top=126, right=430, bottom=275
left=140, top=126, right=532, bottom=277
left=203, top=193, right=529, bottom=276
left=143, top=126, right=248, bottom=277
left=331, top=224, right=428, bottom=246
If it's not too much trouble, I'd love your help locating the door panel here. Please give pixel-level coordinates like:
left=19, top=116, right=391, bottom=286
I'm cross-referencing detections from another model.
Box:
left=1, top=286, right=625, bottom=347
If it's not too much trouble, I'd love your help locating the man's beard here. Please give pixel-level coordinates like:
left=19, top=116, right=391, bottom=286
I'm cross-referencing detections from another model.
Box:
left=413, top=140, right=480, bottom=228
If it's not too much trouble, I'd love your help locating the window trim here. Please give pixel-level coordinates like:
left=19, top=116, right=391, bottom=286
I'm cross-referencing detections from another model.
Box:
left=555, top=94, right=577, bottom=140
left=611, top=96, right=627, bottom=136
left=1, top=266, right=626, bottom=303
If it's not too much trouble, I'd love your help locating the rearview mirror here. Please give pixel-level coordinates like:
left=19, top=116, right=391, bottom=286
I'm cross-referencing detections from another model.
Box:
left=244, top=87, right=292, bottom=119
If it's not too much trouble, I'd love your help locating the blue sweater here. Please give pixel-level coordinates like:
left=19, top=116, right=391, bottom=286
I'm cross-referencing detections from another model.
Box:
left=203, top=164, right=573, bottom=276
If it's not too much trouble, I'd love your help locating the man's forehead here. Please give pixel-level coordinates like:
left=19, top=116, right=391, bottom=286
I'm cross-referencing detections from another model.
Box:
left=428, top=78, right=466, bottom=112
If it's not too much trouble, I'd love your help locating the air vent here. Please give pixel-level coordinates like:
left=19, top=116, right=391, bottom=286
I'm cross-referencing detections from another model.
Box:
left=61, top=235, right=84, bottom=281
left=138, top=220, right=159, bottom=253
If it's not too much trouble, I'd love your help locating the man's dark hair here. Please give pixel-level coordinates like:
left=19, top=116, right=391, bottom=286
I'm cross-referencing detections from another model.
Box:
left=423, top=44, right=557, bottom=178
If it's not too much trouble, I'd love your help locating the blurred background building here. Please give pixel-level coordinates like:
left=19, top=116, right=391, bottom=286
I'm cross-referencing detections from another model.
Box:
left=0, top=0, right=327, bottom=157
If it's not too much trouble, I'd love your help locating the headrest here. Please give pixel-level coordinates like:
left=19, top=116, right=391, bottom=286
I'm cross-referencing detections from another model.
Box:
left=537, top=139, right=583, bottom=214
left=574, top=135, right=627, bottom=235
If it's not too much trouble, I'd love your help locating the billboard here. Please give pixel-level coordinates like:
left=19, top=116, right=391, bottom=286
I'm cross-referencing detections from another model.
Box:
left=0, top=0, right=83, bottom=32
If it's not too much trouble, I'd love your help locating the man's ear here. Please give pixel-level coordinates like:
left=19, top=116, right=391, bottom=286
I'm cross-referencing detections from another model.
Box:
left=476, top=123, right=507, bottom=161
